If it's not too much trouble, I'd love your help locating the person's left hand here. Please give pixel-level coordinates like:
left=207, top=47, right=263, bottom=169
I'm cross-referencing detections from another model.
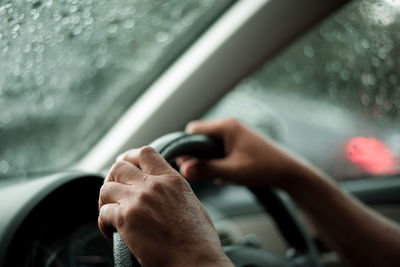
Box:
left=98, top=146, right=233, bottom=266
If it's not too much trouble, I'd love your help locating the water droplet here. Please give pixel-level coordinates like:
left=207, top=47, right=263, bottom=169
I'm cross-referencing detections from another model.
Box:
left=44, top=0, right=53, bottom=7
left=361, top=93, right=370, bottom=106
left=123, top=19, right=135, bottom=29
left=44, top=97, right=54, bottom=110
left=83, top=83, right=93, bottom=95
left=72, top=26, right=83, bottom=35
left=37, top=21, right=44, bottom=29
left=371, top=57, right=380, bottom=68
left=84, top=17, right=94, bottom=26
left=376, top=95, right=385, bottom=106
left=361, top=39, right=369, bottom=49
left=292, top=72, right=303, bottom=83
left=0, top=160, right=10, bottom=174
left=35, top=75, right=45, bottom=86
left=378, top=48, right=387, bottom=59
left=27, top=24, right=35, bottom=32
left=361, top=73, right=376, bottom=86
left=61, top=17, right=70, bottom=25
left=97, top=43, right=107, bottom=54
left=107, top=23, right=118, bottom=35
left=12, top=24, right=20, bottom=32
left=303, top=45, right=315, bottom=58
left=181, top=16, right=194, bottom=27
left=340, top=69, right=350, bottom=81
left=2, top=45, right=9, bottom=53
left=70, top=14, right=80, bottom=24
left=151, top=17, right=162, bottom=26
left=95, top=56, right=106, bottom=68
left=53, top=11, right=62, bottom=22
left=32, top=12, right=40, bottom=20
left=70, top=5, right=78, bottom=13
left=155, top=31, right=170, bottom=44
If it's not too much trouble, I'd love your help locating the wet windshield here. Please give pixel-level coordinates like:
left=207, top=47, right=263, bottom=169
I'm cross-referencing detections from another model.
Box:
left=207, top=0, right=400, bottom=180
left=0, top=0, right=232, bottom=178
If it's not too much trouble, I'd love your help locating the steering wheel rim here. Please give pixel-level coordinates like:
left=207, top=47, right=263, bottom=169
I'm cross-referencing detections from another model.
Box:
left=113, top=132, right=321, bottom=267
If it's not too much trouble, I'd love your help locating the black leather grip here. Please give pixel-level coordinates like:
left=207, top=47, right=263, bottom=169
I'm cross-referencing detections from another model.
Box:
left=113, top=233, right=140, bottom=267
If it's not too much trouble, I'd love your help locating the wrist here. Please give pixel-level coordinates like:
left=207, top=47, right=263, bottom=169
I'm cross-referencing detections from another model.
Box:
left=277, top=157, right=319, bottom=195
left=171, top=250, right=233, bottom=267
left=278, top=157, right=337, bottom=207
left=167, top=243, right=233, bottom=267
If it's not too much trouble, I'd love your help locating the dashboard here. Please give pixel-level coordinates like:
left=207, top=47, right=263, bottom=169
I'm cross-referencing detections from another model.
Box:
left=0, top=171, right=287, bottom=267
left=1, top=171, right=400, bottom=267
left=0, top=172, right=113, bottom=267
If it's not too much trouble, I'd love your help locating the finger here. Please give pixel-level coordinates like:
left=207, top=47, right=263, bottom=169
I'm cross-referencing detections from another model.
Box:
left=175, top=156, right=193, bottom=167
left=106, top=160, right=142, bottom=184
left=179, top=157, right=232, bottom=181
left=98, top=203, right=120, bottom=239
left=179, top=158, right=199, bottom=179
left=185, top=118, right=239, bottom=138
left=99, top=182, right=133, bottom=209
left=121, top=146, right=172, bottom=176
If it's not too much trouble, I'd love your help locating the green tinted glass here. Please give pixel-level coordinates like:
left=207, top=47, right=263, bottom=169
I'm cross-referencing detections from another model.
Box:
left=0, top=0, right=232, bottom=177
left=206, top=0, right=400, bottom=180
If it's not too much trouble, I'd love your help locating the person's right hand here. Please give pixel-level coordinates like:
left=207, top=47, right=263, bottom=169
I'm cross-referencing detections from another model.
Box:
left=178, top=118, right=305, bottom=187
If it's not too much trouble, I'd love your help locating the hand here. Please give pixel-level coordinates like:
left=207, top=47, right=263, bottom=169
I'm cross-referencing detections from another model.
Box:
left=178, top=118, right=304, bottom=187
left=98, top=146, right=232, bottom=267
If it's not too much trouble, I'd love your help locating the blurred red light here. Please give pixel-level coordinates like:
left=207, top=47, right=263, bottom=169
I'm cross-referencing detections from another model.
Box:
left=346, top=137, right=395, bottom=175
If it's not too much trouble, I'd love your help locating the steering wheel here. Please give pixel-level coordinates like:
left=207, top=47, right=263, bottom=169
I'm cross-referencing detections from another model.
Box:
left=113, top=132, right=321, bottom=267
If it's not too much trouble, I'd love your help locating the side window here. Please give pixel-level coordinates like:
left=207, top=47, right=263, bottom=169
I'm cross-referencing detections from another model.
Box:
left=205, top=0, right=400, bottom=180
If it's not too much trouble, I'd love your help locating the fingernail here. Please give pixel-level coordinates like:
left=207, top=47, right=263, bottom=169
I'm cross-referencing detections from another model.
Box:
left=116, top=153, right=124, bottom=161
left=185, top=121, right=197, bottom=133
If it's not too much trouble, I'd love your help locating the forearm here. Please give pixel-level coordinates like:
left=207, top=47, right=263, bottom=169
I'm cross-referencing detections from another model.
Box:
left=281, top=161, right=400, bottom=267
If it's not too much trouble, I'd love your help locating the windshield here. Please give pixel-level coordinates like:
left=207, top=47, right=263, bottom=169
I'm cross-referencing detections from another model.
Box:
left=0, top=0, right=232, bottom=178
left=206, top=0, right=400, bottom=180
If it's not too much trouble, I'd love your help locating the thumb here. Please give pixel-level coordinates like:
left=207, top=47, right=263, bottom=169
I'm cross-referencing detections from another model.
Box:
left=180, top=157, right=233, bottom=182
left=185, top=119, right=230, bottom=138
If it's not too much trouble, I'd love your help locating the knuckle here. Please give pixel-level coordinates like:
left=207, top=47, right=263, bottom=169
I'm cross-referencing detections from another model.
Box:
left=113, top=159, right=128, bottom=170
left=225, top=117, right=239, bottom=127
left=148, top=178, right=165, bottom=192
left=137, top=190, right=152, bottom=204
left=173, top=176, right=190, bottom=191
left=99, top=183, right=108, bottom=197
left=99, top=183, right=112, bottom=202
left=169, top=175, right=183, bottom=186
left=139, top=146, right=155, bottom=157
left=109, top=161, right=122, bottom=178
left=109, top=160, right=129, bottom=182
left=120, top=151, right=129, bottom=161
left=124, top=205, right=143, bottom=222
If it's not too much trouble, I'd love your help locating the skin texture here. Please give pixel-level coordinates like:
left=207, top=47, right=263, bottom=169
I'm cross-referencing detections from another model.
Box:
left=178, top=118, right=304, bottom=187
left=180, top=118, right=400, bottom=267
left=98, top=117, right=400, bottom=266
left=98, top=146, right=233, bottom=267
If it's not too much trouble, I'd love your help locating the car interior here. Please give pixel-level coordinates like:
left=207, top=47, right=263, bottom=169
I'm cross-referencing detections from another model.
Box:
left=1, top=0, right=400, bottom=266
